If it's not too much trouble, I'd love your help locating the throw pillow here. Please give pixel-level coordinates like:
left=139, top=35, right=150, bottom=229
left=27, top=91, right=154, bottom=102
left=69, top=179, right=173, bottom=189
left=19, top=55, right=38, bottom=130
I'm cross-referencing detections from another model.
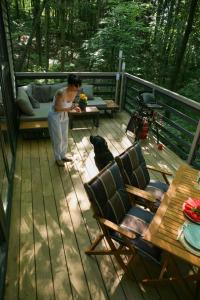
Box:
left=16, top=87, right=35, bottom=116
left=50, top=82, right=68, bottom=100
left=81, top=85, right=93, bottom=100
left=32, top=84, right=51, bottom=103
left=26, top=89, right=40, bottom=108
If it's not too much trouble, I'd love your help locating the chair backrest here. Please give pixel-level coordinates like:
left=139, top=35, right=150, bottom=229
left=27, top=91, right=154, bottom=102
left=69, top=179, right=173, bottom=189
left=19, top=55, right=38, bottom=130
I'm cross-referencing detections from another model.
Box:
left=84, top=162, right=131, bottom=225
left=115, top=143, right=150, bottom=189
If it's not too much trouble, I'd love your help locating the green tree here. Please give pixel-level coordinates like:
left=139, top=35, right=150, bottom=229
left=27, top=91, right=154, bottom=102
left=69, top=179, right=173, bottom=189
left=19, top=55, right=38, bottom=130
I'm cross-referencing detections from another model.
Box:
left=78, top=2, right=151, bottom=75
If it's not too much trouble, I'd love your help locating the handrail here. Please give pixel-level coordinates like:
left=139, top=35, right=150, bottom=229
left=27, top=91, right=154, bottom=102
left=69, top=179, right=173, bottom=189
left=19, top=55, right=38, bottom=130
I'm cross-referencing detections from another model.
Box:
left=15, top=71, right=116, bottom=79
left=125, top=73, right=200, bottom=112
left=15, top=71, right=117, bottom=99
left=124, top=73, right=200, bottom=167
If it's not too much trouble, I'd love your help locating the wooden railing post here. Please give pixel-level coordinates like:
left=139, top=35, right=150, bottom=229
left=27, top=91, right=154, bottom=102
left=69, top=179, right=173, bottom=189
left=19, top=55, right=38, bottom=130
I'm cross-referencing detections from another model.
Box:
left=119, top=61, right=126, bottom=111
left=187, top=120, right=200, bottom=165
left=115, top=50, right=123, bottom=104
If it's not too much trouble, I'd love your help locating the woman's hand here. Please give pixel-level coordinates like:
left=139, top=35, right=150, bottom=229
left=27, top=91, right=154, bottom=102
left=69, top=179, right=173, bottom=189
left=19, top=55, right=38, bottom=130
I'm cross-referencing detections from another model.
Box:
left=71, top=106, right=81, bottom=112
left=74, top=106, right=81, bottom=112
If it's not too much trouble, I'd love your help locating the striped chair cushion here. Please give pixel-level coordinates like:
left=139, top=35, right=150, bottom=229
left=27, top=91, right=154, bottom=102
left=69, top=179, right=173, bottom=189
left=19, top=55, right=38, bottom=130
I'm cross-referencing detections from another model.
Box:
left=115, top=143, right=150, bottom=189
left=115, top=206, right=161, bottom=263
left=120, top=206, right=153, bottom=235
left=84, top=162, right=131, bottom=224
left=145, top=180, right=168, bottom=208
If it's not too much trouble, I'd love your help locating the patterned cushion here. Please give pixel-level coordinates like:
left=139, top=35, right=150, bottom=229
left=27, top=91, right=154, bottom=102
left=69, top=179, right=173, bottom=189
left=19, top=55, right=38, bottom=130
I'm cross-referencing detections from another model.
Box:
left=32, top=84, right=51, bottom=103
left=81, top=85, right=93, bottom=100
left=26, top=89, right=40, bottom=108
left=50, top=82, right=68, bottom=100
left=84, top=162, right=131, bottom=224
left=16, top=87, right=35, bottom=116
left=120, top=206, right=153, bottom=235
left=144, top=180, right=168, bottom=208
left=115, top=143, right=150, bottom=189
left=148, top=180, right=168, bottom=193
left=118, top=206, right=161, bottom=263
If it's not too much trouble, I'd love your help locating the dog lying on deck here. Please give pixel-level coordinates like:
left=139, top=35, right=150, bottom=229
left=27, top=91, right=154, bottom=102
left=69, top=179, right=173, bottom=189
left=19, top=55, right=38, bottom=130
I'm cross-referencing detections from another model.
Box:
left=90, top=135, right=114, bottom=171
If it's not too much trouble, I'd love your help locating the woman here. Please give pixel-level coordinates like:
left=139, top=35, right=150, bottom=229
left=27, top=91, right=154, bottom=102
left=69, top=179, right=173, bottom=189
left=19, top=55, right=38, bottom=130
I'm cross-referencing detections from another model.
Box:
left=48, top=74, right=81, bottom=166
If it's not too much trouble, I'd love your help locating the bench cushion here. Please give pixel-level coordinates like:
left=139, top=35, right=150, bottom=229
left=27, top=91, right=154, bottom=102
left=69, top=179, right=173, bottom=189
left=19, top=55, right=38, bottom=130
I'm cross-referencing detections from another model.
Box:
left=17, top=83, right=107, bottom=126
left=16, top=87, right=35, bottom=116
left=50, top=82, right=68, bottom=100
left=20, top=103, right=51, bottom=121
left=20, top=98, right=107, bottom=122
left=81, top=85, right=93, bottom=100
left=87, top=97, right=107, bottom=109
left=32, top=84, right=51, bottom=103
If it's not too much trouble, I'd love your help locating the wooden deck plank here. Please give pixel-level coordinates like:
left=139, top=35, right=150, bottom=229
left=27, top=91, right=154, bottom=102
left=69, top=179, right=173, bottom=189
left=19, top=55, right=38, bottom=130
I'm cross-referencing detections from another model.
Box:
left=59, top=183, right=109, bottom=299
left=71, top=120, right=160, bottom=300
left=61, top=134, right=124, bottom=299
left=21, top=142, right=32, bottom=194
left=30, top=140, right=55, bottom=300
left=70, top=124, right=139, bottom=300
left=5, top=111, right=188, bottom=300
left=38, top=141, right=73, bottom=300
left=19, top=192, right=36, bottom=300
left=4, top=143, right=22, bottom=300
left=46, top=133, right=108, bottom=300
left=19, top=142, right=36, bottom=300
left=46, top=142, right=93, bottom=300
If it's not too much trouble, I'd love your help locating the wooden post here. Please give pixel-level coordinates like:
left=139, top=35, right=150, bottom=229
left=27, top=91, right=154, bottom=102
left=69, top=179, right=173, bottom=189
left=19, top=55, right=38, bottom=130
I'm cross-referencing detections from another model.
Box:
left=119, top=60, right=126, bottom=111
left=115, top=50, right=123, bottom=104
left=187, top=120, right=200, bottom=165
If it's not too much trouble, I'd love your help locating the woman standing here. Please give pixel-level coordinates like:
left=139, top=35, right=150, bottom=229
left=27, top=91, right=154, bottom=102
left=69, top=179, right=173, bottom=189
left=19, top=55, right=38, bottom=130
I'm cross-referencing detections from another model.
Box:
left=48, top=74, right=81, bottom=167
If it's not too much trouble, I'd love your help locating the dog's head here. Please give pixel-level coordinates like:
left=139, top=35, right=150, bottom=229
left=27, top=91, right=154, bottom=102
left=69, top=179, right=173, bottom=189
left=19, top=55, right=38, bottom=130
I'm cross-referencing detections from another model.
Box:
left=90, top=135, right=108, bottom=153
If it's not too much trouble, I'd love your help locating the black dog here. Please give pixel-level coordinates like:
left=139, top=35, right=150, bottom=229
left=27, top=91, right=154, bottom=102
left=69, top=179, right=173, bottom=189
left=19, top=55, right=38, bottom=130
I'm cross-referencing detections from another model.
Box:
left=90, top=135, right=114, bottom=171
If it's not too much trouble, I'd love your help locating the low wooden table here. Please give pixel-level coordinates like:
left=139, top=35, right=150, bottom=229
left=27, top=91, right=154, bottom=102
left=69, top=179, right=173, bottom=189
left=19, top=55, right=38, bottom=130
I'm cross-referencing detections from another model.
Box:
left=144, top=164, right=200, bottom=288
left=69, top=106, right=99, bottom=129
left=103, top=100, right=119, bottom=117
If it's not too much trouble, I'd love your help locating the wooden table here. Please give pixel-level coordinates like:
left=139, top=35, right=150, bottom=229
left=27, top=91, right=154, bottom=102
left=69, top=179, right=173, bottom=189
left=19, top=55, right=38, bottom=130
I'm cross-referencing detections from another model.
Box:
left=69, top=106, right=99, bottom=129
left=103, top=100, right=119, bottom=117
left=144, top=164, right=200, bottom=285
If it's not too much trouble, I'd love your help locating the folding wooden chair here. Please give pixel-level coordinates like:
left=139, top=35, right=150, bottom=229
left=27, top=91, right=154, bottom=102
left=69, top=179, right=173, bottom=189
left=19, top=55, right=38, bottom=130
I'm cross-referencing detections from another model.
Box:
left=84, top=161, right=162, bottom=275
left=115, top=142, right=172, bottom=212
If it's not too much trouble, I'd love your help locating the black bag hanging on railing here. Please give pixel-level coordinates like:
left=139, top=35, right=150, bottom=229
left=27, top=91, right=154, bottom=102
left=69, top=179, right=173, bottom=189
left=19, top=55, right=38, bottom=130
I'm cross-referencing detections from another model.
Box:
left=126, top=91, right=163, bottom=142
left=126, top=111, right=144, bottom=141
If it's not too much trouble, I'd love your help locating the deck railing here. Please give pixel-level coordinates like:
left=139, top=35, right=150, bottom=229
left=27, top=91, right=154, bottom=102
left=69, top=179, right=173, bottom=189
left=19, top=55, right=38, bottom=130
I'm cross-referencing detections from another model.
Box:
left=15, top=71, right=200, bottom=168
left=123, top=73, right=200, bottom=168
left=15, top=72, right=117, bottom=100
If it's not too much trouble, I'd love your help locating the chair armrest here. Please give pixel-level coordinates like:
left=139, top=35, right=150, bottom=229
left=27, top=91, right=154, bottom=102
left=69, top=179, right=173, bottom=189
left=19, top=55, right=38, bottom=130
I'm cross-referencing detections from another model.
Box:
left=146, top=165, right=172, bottom=184
left=125, top=184, right=156, bottom=203
left=99, top=217, right=136, bottom=239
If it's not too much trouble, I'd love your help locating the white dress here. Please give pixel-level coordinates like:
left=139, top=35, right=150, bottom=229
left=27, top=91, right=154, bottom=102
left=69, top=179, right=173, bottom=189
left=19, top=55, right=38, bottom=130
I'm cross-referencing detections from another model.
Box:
left=48, top=96, right=73, bottom=160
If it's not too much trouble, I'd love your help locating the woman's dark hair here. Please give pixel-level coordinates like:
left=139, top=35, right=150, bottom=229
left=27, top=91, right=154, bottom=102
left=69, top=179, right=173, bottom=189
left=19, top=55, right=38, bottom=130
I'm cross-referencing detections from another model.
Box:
left=68, top=74, right=82, bottom=87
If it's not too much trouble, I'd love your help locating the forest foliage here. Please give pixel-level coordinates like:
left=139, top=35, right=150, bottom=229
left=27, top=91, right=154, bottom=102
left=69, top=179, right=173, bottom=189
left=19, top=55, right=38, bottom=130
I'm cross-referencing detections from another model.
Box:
left=9, top=0, right=200, bottom=101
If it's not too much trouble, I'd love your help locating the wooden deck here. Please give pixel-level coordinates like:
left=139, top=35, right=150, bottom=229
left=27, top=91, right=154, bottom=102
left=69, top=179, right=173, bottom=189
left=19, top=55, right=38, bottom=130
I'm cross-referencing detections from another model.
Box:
left=4, top=111, right=196, bottom=300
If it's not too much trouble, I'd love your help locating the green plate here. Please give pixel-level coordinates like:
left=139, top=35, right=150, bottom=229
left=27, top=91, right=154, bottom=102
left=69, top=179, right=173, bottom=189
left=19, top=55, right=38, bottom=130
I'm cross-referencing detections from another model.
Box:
left=184, top=223, right=200, bottom=250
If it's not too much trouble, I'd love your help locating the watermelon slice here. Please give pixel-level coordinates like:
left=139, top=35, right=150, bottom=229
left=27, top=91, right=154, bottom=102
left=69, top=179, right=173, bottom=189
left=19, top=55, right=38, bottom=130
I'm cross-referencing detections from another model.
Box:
left=182, top=198, right=200, bottom=223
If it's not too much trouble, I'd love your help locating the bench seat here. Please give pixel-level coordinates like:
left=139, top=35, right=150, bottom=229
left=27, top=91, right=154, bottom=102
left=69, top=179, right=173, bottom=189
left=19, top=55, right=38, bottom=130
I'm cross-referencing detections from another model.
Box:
left=16, top=82, right=110, bottom=133
left=19, top=98, right=107, bottom=130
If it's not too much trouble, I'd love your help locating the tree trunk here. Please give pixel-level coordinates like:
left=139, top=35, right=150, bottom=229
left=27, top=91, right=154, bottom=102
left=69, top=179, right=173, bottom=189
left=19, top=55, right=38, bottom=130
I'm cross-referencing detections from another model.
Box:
left=60, top=0, right=66, bottom=71
left=159, top=0, right=176, bottom=85
left=170, top=0, right=199, bottom=90
left=34, top=0, right=42, bottom=66
left=45, top=2, right=50, bottom=71
left=15, top=0, right=20, bottom=18
left=17, top=0, right=47, bottom=71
